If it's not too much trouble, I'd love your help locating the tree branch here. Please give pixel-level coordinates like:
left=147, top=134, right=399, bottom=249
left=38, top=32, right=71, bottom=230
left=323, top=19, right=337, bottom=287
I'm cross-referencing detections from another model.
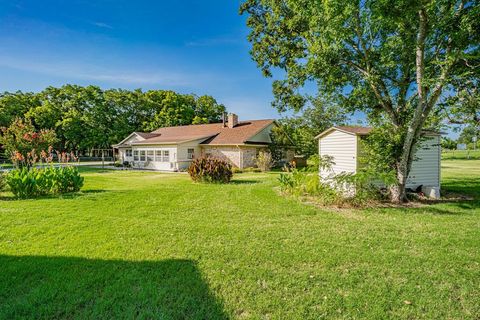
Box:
left=350, top=8, right=398, bottom=125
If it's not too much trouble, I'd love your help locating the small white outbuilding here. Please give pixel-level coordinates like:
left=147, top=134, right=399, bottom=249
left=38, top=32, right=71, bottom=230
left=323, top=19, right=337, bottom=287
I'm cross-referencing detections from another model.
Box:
left=315, top=126, right=441, bottom=198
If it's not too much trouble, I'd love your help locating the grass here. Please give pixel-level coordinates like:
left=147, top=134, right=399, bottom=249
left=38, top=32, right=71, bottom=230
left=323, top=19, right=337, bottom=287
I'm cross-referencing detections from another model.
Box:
left=442, top=149, right=480, bottom=160
left=0, top=160, right=479, bottom=319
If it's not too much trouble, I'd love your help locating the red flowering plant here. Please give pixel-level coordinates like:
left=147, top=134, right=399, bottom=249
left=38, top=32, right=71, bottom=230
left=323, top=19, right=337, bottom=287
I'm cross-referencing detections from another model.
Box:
left=55, top=150, right=79, bottom=164
left=1, top=119, right=84, bottom=198
left=0, top=118, right=58, bottom=168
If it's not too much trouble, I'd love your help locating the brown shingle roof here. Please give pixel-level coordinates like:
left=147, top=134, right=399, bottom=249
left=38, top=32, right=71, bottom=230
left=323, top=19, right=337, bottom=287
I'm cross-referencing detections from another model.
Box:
left=334, top=126, right=373, bottom=135
left=134, top=132, right=161, bottom=139
left=315, top=126, right=372, bottom=139
left=131, top=119, right=275, bottom=145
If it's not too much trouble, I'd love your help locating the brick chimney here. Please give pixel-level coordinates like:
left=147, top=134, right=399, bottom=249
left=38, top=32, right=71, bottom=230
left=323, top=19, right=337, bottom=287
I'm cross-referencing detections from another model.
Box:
left=222, top=112, right=227, bottom=127
left=228, top=113, right=238, bottom=128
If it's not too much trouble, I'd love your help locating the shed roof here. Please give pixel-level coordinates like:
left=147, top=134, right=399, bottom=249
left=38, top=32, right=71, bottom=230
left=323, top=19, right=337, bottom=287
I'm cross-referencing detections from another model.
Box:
left=315, top=126, right=372, bottom=139
left=315, top=126, right=441, bottom=139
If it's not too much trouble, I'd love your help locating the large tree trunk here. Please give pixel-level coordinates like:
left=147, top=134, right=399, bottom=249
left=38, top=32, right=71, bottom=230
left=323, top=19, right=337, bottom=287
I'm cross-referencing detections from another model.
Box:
left=390, top=166, right=408, bottom=203
left=390, top=8, right=428, bottom=203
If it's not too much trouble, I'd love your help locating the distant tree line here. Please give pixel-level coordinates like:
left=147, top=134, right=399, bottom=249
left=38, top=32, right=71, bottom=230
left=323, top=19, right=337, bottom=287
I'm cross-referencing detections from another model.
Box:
left=441, top=125, right=480, bottom=150
left=0, top=85, right=226, bottom=156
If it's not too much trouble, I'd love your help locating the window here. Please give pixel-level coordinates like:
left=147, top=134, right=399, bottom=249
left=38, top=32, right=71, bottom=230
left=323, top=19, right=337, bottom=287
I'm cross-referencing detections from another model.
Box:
left=125, top=149, right=132, bottom=157
left=147, top=150, right=154, bottom=161
left=155, top=150, right=162, bottom=162
left=133, top=150, right=139, bottom=161
left=140, top=150, right=146, bottom=161
left=162, top=150, right=170, bottom=162
left=187, top=148, right=195, bottom=159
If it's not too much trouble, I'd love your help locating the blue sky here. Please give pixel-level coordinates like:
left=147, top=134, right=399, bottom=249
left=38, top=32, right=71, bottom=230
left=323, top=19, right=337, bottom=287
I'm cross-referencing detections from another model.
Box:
left=0, top=1, right=460, bottom=138
left=0, top=0, right=287, bottom=120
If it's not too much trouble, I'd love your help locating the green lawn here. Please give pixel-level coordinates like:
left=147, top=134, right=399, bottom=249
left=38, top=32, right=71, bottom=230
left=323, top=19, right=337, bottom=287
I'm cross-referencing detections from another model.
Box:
left=0, top=160, right=479, bottom=319
left=442, top=149, right=480, bottom=160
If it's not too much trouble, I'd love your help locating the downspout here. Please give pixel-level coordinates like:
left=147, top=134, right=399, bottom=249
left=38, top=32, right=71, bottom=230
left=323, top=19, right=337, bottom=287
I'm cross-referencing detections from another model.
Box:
left=237, top=145, right=242, bottom=169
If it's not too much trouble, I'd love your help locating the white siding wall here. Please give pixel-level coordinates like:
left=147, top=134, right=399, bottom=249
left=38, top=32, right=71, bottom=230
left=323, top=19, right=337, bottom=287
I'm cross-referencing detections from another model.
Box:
left=118, top=147, right=133, bottom=162
left=131, top=145, right=177, bottom=171
left=177, top=140, right=202, bottom=170
left=319, top=130, right=357, bottom=178
left=406, top=136, right=441, bottom=188
left=320, top=130, right=441, bottom=189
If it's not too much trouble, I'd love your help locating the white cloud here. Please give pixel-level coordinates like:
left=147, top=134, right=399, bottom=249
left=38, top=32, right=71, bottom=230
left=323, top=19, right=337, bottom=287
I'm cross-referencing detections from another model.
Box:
left=0, top=55, right=194, bottom=87
left=91, top=22, right=114, bottom=29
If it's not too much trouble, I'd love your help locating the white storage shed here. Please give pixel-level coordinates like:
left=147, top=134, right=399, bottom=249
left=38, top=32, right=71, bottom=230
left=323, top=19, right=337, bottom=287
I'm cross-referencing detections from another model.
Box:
left=315, top=126, right=441, bottom=198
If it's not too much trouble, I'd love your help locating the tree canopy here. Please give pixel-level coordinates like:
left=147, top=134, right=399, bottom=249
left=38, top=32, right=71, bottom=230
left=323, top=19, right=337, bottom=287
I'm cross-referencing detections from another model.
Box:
left=0, top=85, right=226, bottom=155
left=241, top=0, right=479, bottom=201
left=276, top=95, right=346, bottom=157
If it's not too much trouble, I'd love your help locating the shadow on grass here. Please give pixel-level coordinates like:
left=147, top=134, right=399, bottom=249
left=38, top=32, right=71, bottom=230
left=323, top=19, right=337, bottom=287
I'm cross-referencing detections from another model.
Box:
left=405, top=203, right=479, bottom=215
left=398, top=179, right=480, bottom=215
left=229, top=179, right=261, bottom=185
left=0, top=189, right=108, bottom=201
left=442, top=179, right=480, bottom=199
left=60, top=189, right=108, bottom=199
left=0, top=255, right=227, bottom=319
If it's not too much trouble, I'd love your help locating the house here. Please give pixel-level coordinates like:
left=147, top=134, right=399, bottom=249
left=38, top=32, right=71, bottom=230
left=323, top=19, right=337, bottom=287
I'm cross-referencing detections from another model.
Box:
left=113, top=113, right=294, bottom=171
left=315, top=126, right=441, bottom=199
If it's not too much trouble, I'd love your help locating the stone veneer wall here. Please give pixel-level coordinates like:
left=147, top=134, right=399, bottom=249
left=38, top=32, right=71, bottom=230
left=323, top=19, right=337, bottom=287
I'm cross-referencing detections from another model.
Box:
left=201, top=146, right=241, bottom=167
left=201, top=146, right=269, bottom=168
left=242, top=147, right=263, bottom=168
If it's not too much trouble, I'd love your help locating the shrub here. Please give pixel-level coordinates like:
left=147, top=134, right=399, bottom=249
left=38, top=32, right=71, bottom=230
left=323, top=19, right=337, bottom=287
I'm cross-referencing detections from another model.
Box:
left=6, top=168, right=39, bottom=198
left=278, top=168, right=342, bottom=205
left=6, top=166, right=84, bottom=198
left=54, top=166, right=84, bottom=193
left=0, top=172, right=5, bottom=191
left=188, top=157, right=233, bottom=183
left=256, top=151, right=274, bottom=172
left=278, top=158, right=389, bottom=207
left=232, top=167, right=243, bottom=174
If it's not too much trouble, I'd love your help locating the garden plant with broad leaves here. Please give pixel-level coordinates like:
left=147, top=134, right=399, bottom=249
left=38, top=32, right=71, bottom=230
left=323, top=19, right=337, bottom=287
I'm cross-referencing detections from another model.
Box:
left=0, top=121, right=84, bottom=198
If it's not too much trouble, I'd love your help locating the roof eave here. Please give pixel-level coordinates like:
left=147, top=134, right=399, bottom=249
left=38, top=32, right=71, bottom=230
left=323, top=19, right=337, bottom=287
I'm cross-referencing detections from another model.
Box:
left=241, top=119, right=276, bottom=144
left=132, top=134, right=218, bottom=146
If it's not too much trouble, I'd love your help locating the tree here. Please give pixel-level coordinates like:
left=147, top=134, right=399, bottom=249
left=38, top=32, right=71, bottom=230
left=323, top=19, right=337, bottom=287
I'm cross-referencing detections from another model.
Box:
left=441, top=136, right=457, bottom=150
left=142, top=91, right=196, bottom=131
left=0, top=91, right=40, bottom=128
left=241, top=0, right=479, bottom=202
left=278, top=95, right=346, bottom=157
left=441, top=78, right=480, bottom=126
left=458, top=125, right=479, bottom=145
left=193, top=95, right=226, bottom=124
left=0, top=86, right=227, bottom=155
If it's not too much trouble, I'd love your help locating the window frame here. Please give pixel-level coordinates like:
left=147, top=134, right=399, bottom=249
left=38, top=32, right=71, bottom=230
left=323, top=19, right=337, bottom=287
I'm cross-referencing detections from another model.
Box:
left=139, top=150, right=146, bottom=161
left=187, top=148, right=195, bottom=159
left=162, top=150, right=170, bottom=162
left=133, top=150, right=139, bottom=161
left=146, top=150, right=154, bottom=162
left=155, top=150, right=162, bottom=162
